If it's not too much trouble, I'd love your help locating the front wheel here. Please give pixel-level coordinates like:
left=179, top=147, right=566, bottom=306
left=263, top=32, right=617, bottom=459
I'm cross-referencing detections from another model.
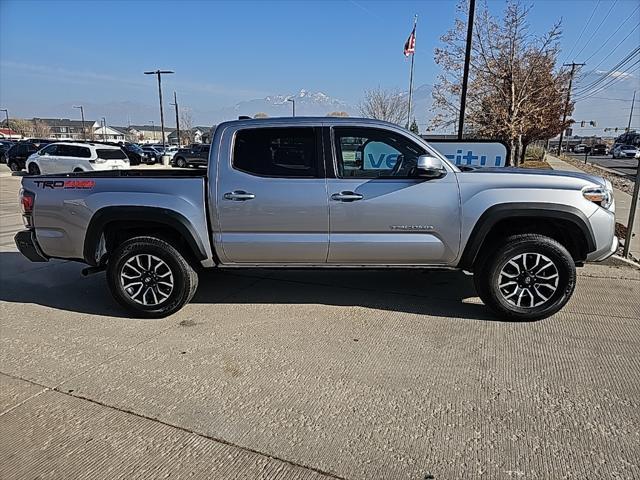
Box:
left=107, top=236, right=199, bottom=318
left=175, top=157, right=187, bottom=168
left=8, top=160, right=20, bottom=172
left=27, top=163, right=41, bottom=175
left=474, top=234, right=576, bottom=321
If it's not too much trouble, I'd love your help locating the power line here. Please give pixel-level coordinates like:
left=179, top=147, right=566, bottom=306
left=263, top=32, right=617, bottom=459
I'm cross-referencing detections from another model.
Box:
left=575, top=65, right=640, bottom=102
left=583, top=4, right=640, bottom=63
left=573, top=0, right=618, bottom=60
left=576, top=25, right=640, bottom=85
left=575, top=96, right=633, bottom=102
left=574, top=46, right=639, bottom=94
left=564, top=0, right=600, bottom=61
left=574, top=62, right=640, bottom=101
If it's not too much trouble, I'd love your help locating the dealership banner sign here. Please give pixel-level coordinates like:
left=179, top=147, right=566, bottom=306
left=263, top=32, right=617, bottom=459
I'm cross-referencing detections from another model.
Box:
left=429, top=141, right=508, bottom=168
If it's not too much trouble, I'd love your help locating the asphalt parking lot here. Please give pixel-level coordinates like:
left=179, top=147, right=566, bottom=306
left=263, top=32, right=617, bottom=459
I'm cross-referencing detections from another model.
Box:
left=1, top=167, right=640, bottom=479
left=567, top=153, right=638, bottom=179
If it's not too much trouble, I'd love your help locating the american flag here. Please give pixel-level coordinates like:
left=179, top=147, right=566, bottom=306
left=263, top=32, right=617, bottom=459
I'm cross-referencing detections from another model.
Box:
left=404, top=26, right=416, bottom=57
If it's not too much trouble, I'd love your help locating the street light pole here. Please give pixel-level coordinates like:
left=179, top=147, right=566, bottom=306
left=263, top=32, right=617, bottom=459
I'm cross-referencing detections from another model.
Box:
left=170, top=91, right=180, bottom=146
left=623, top=90, right=638, bottom=259
left=73, top=105, right=86, bottom=141
left=144, top=70, right=174, bottom=149
left=287, top=98, right=295, bottom=117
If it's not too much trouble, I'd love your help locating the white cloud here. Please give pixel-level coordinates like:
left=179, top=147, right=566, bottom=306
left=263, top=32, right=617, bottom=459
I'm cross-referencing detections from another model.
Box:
left=594, top=69, right=635, bottom=79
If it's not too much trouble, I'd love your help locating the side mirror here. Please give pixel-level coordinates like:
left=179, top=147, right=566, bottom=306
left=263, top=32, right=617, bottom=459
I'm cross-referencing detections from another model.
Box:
left=416, top=155, right=446, bottom=179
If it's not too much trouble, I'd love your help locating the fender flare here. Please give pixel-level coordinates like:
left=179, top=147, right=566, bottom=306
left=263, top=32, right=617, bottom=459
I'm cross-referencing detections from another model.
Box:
left=83, top=206, right=208, bottom=266
left=459, top=202, right=597, bottom=269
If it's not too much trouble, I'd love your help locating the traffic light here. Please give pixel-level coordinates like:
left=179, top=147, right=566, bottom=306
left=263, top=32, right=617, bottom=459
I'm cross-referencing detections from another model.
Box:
left=581, top=121, right=585, bottom=127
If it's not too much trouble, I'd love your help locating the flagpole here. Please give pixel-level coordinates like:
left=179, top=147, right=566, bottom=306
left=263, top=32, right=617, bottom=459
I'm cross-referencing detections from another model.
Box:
left=406, top=14, right=417, bottom=128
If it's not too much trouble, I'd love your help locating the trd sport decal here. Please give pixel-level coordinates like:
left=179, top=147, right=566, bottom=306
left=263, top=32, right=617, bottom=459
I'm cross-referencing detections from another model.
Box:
left=33, top=180, right=96, bottom=189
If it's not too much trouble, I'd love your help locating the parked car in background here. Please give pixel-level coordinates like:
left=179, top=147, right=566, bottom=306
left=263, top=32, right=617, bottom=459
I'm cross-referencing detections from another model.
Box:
left=141, top=146, right=163, bottom=164
left=171, top=143, right=210, bottom=168
left=573, top=144, right=590, bottom=154
left=120, top=143, right=146, bottom=166
left=5, top=140, right=52, bottom=171
left=0, top=140, right=15, bottom=163
left=591, top=144, right=608, bottom=155
left=163, top=145, right=179, bottom=158
left=25, top=142, right=129, bottom=175
left=612, top=144, right=639, bottom=159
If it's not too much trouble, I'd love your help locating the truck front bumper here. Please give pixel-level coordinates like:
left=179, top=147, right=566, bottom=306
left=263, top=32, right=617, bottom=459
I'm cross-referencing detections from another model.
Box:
left=15, top=230, right=49, bottom=262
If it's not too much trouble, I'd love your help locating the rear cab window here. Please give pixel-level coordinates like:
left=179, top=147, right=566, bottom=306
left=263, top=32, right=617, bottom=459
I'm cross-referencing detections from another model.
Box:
left=232, top=127, right=319, bottom=177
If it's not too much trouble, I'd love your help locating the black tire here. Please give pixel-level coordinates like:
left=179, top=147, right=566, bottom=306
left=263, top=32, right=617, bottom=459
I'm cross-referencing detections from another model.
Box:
left=107, top=236, right=199, bottom=318
left=474, top=234, right=576, bottom=321
left=27, top=163, right=40, bottom=175
left=8, top=160, right=20, bottom=172
left=175, top=157, right=187, bottom=168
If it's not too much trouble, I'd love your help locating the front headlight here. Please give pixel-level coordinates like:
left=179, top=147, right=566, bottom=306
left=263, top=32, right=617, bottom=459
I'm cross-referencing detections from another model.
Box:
left=583, top=184, right=613, bottom=210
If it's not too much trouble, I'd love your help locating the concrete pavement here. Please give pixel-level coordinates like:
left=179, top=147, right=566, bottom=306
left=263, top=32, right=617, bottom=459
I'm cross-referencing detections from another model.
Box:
left=1, top=166, right=639, bottom=479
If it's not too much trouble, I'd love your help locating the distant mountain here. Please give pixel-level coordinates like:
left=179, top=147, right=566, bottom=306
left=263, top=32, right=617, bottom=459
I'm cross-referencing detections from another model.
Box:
left=209, top=89, right=355, bottom=122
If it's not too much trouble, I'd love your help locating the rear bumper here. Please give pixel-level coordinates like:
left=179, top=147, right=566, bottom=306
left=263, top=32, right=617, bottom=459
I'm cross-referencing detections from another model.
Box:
left=14, top=230, right=49, bottom=262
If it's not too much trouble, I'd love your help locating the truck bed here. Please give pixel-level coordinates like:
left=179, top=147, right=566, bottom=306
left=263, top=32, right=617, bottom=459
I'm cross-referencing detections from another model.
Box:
left=29, top=168, right=207, bottom=178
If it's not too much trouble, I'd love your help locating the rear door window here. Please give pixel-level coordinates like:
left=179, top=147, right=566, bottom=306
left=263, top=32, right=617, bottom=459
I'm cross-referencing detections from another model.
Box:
left=96, top=148, right=127, bottom=160
left=232, top=127, right=318, bottom=177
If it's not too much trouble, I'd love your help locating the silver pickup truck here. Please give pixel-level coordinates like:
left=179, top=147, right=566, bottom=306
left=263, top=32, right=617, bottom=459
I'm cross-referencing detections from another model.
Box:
left=15, top=117, right=617, bottom=320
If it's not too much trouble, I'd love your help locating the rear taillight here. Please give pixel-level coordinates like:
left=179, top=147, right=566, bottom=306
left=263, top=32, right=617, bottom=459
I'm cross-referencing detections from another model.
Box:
left=20, top=189, right=34, bottom=213
left=19, top=189, right=35, bottom=227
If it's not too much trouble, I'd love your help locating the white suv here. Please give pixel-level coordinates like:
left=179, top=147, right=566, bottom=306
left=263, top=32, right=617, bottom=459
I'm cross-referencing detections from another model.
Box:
left=26, top=142, right=130, bottom=175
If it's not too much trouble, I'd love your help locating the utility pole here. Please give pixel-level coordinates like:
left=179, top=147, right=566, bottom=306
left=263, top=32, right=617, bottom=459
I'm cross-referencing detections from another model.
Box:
left=287, top=98, right=296, bottom=117
left=144, top=70, right=174, bottom=149
left=457, top=0, right=475, bottom=140
left=556, top=62, right=585, bottom=155
left=73, top=105, right=86, bottom=141
left=170, top=91, right=180, bottom=146
left=623, top=90, right=638, bottom=259
left=626, top=90, right=636, bottom=133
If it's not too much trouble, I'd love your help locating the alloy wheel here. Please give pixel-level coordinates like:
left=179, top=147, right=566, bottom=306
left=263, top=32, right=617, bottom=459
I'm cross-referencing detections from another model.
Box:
left=120, top=254, right=174, bottom=306
left=497, top=252, right=559, bottom=308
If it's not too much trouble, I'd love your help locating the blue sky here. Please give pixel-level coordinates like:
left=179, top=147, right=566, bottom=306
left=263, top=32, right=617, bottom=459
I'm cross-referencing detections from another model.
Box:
left=1, top=0, right=639, bottom=131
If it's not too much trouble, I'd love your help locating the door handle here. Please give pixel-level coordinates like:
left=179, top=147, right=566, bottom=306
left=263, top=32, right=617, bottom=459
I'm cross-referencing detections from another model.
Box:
left=331, top=191, right=364, bottom=202
left=224, top=190, right=255, bottom=201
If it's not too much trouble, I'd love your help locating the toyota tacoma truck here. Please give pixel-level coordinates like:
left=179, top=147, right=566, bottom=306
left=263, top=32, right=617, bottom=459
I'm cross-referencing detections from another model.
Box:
left=14, top=118, right=618, bottom=320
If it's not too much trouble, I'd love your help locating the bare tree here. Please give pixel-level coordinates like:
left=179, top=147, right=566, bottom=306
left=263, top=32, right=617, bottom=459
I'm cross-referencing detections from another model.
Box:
left=180, top=109, right=194, bottom=145
left=326, top=111, right=350, bottom=117
left=254, top=112, right=269, bottom=118
left=358, top=87, right=408, bottom=125
left=432, top=0, right=571, bottom=165
left=2, top=118, right=32, bottom=137
left=32, top=120, right=51, bottom=138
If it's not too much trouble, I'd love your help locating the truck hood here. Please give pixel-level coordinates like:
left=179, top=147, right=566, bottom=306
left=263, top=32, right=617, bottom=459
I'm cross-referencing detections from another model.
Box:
left=460, top=166, right=606, bottom=188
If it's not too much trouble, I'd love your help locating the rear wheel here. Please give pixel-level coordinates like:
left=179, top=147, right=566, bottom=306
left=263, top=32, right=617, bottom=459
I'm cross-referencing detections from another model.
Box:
left=175, top=157, right=187, bottom=168
left=8, top=160, right=20, bottom=172
left=107, top=236, right=199, bottom=318
left=474, top=234, right=576, bottom=321
left=27, top=163, right=40, bottom=175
